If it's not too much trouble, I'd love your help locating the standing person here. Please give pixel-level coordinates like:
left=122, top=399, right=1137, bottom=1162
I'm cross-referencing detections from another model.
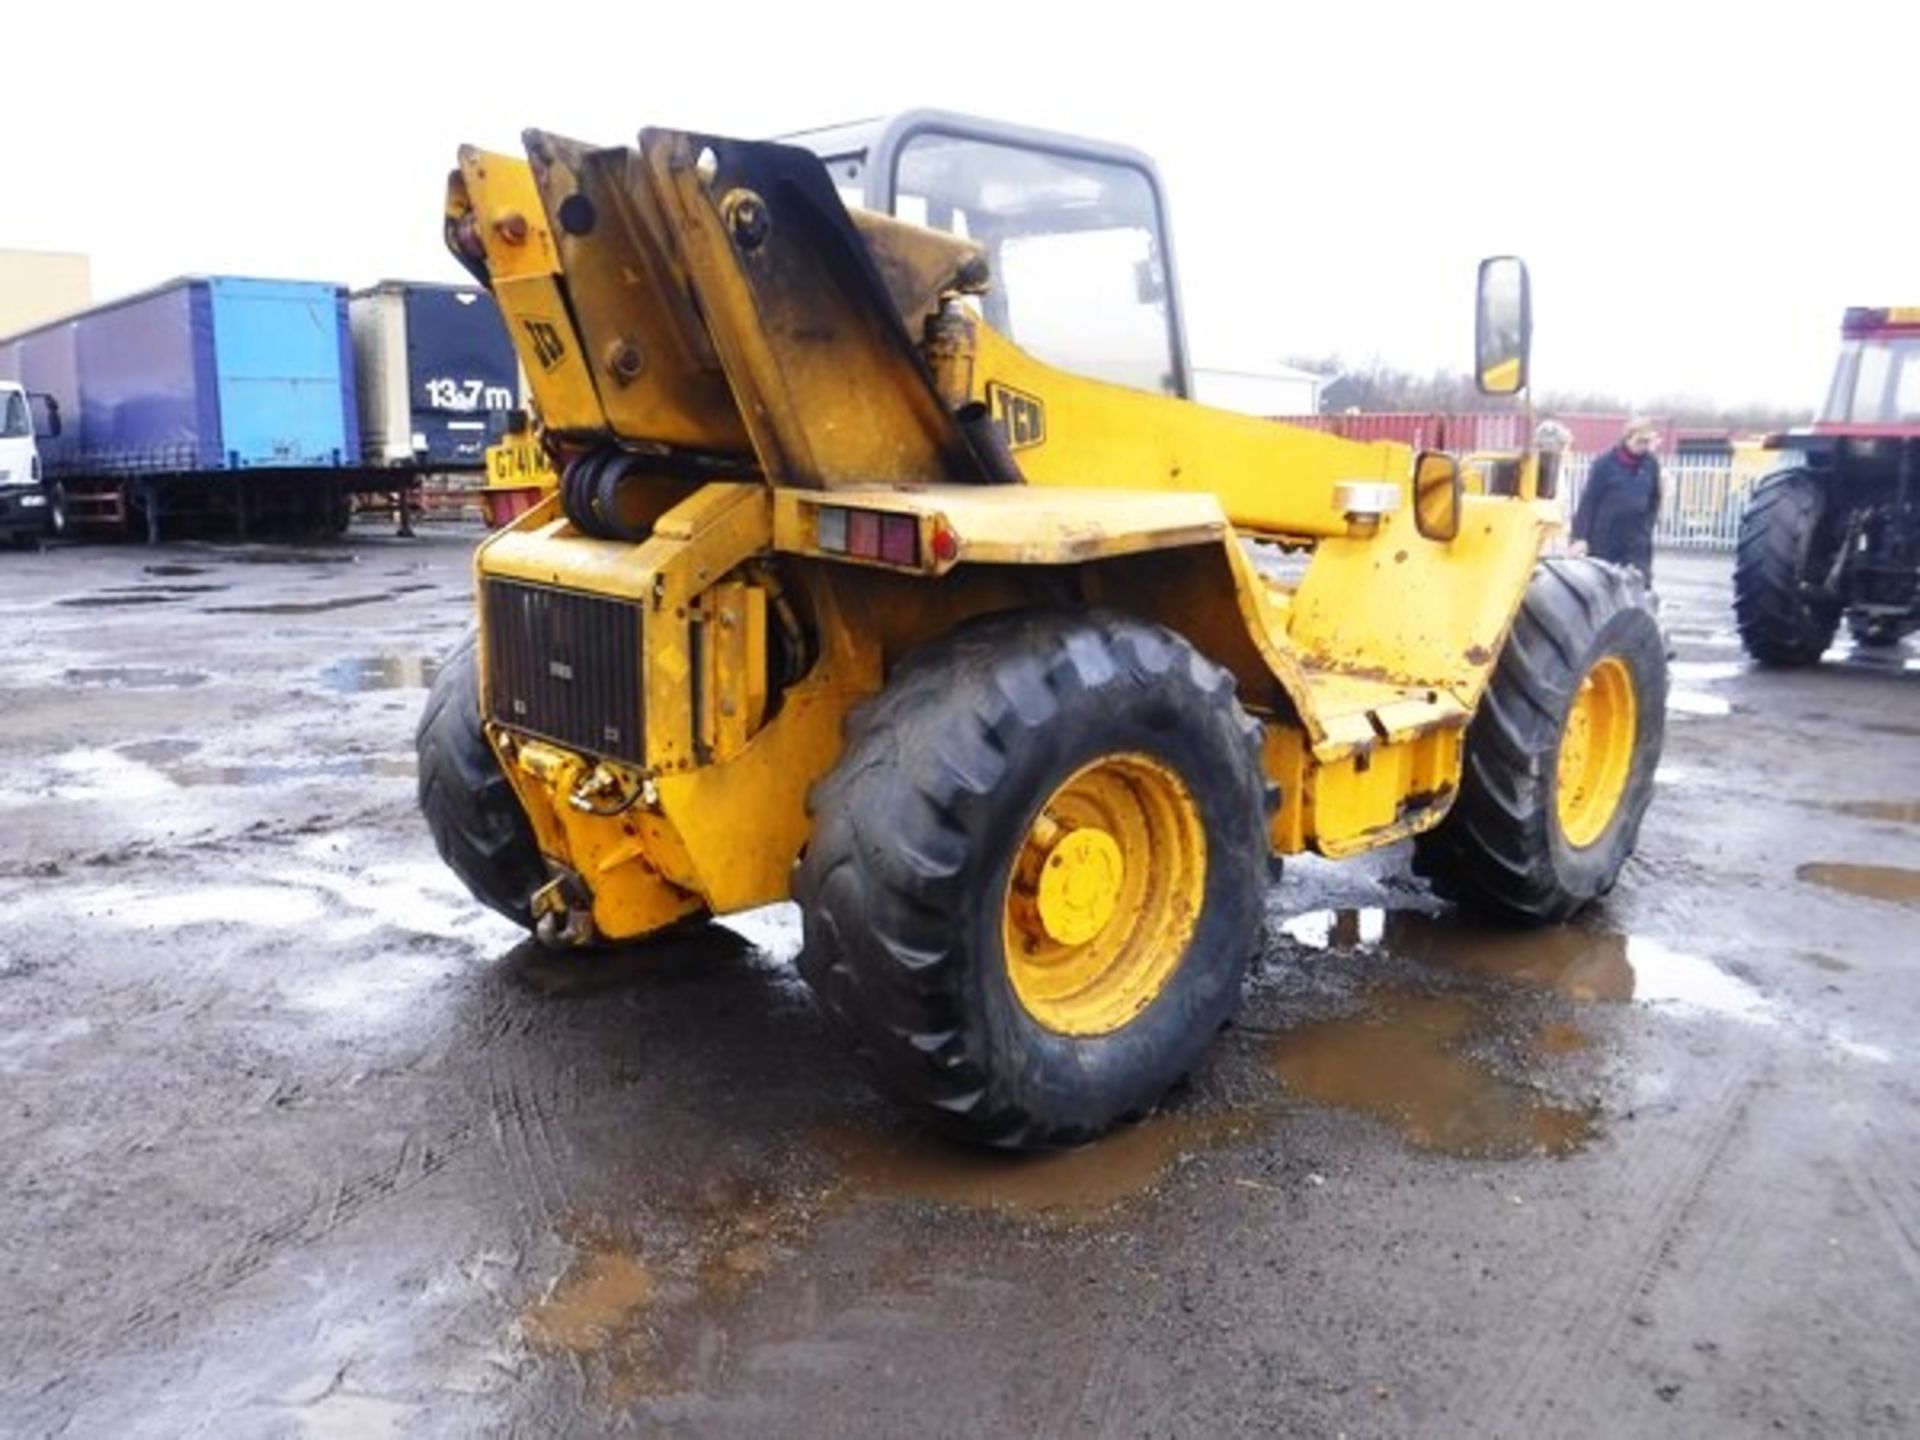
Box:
left=1534, top=418, right=1574, bottom=499
left=1571, top=418, right=1662, bottom=580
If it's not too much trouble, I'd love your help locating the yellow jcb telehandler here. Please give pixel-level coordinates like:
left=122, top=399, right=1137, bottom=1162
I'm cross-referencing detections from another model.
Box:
left=418, top=111, right=1667, bottom=1148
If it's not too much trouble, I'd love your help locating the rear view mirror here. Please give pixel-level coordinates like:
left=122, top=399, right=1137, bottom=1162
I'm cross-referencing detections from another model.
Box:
left=1413, top=451, right=1462, bottom=542
left=1475, top=256, right=1531, bottom=396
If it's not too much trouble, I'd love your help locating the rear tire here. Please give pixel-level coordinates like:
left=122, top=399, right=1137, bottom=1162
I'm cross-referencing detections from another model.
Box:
left=1414, top=559, right=1667, bottom=924
left=794, top=610, right=1272, bottom=1149
left=417, top=630, right=546, bottom=928
left=1733, top=469, right=1841, bottom=666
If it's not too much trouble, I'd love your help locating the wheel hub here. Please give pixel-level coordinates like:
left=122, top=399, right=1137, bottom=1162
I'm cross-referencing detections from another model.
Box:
left=1555, top=656, right=1638, bottom=848
left=1034, top=826, right=1125, bottom=945
left=1003, top=754, right=1207, bottom=1037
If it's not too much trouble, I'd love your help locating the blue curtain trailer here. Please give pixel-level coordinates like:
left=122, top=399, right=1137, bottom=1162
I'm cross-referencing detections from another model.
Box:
left=0, top=276, right=368, bottom=541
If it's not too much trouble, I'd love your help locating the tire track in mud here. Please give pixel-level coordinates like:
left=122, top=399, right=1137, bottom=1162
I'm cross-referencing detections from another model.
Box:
left=0, top=806, right=394, bottom=882
left=111, top=1118, right=484, bottom=1349
left=42, top=972, right=571, bottom=1391
left=1845, top=1111, right=1920, bottom=1295
left=1477, top=1062, right=1762, bottom=1436
left=479, top=983, right=579, bottom=1235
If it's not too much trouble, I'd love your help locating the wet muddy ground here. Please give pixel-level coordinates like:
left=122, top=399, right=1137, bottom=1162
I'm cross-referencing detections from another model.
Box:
left=1, top=534, right=1916, bottom=1437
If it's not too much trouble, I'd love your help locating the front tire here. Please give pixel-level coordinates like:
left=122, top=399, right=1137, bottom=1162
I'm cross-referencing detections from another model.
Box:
left=795, top=610, right=1272, bottom=1149
left=1733, top=469, right=1841, bottom=666
left=1414, top=559, right=1667, bottom=924
left=417, top=631, right=547, bottom=928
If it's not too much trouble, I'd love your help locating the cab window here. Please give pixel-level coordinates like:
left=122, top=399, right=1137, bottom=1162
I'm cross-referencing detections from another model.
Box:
left=1, top=390, right=31, bottom=438
left=892, top=133, right=1181, bottom=396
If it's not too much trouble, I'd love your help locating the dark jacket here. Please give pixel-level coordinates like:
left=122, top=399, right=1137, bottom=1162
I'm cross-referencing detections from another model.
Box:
left=1572, top=445, right=1661, bottom=576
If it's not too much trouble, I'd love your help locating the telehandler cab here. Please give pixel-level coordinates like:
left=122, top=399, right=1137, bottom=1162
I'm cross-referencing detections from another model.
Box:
left=419, top=111, right=1667, bottom=1147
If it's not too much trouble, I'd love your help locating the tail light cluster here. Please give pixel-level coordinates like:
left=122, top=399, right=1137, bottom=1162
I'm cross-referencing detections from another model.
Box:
left=816, top=505, right=919, bottom=566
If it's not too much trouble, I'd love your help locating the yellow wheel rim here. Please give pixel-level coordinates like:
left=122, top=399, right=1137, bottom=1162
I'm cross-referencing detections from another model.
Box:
left=1002, top=753, right=1207, bottom=1037
left=1555, top=656, right=1638, bottom=848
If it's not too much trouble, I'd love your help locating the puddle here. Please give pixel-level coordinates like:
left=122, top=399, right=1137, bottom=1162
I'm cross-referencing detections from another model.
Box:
left=1268, top=989, right=1593, bottom=1158
left=1282, top=908, right=1777, bottom=1023
left=521, top=1186, right=822, bottom=1402
left=1667, top=690, right=1732, bottom=717
left=56, top=594, right=177, bottom=608
left=1832, top=644, right=1920, bottom=673
left=291, top=1394, right=414, bottom=1440
left=317, top=655, right=442, bottom=693
left=89, top=885, right=331, bottom=929
left=1668, top=628, right=1742, bottom=650
left=1797, top=862, right=1920, bottom=906
left=64, top=666, right=208, bottom=690
left=212, top=550, right=357, bottom=567
left=203, top=594, right=399, bottom=616
left=522, top=1247, right=655, bottom=1354
left=100, top=583, right=230, bottom=596
left=1827, top=799, right=1920, bottom=825
left=142, top=563, right=208, bottom=578
left=117, top=739, right=200, bottom=764
left=820, top=1110, right=1256, bottom=1219
left=1862, top=721, right=1920, bottom=739
left=1798, top=951, right=1852, bottom=974
left=1668, top=660, right=1743, bottom=683
left=1624, top=936, right=1778, bottom=1022
left=171, top=757, right=415, bottom=786
left=35, top=747, right=177, bottom=802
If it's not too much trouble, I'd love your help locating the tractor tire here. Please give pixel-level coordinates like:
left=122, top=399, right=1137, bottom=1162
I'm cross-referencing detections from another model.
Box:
left=1733, top=469, right=1841, bottom=667
left=795, top=610, right=1273, bottom=1150
left=1414, top=558, right=1666, bottom=925
left=417, top=630, right=547, bottom=929
left=47, top=483, right=68, bottom=540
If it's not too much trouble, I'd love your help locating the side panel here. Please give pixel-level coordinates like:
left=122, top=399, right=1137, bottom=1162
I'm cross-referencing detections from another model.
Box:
left=0, top=324, right=81, bottom=472
left=72, top=281, right=221, bottom=473
left=402, top=285, right=518, bottom=467
left=207, top=278, right=355, bottom=469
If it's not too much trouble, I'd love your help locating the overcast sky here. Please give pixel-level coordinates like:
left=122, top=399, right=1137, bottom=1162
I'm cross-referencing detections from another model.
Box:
left=7, top=1, right=1913, bottom=409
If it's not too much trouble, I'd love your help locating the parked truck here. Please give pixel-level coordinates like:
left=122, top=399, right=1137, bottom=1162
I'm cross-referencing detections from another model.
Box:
left=1735, top=306, right=1920, bottom=661
left=0, top=276, right=519, bottom=542
left=0, top=381, right=62, bottom=547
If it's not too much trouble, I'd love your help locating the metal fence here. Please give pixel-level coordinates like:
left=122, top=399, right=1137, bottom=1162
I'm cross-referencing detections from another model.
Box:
left=1554, top=450, right=1798, bottom=553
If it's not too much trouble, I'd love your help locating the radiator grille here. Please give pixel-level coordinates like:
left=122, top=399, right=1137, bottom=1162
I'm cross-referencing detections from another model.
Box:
left=483, top=581, right=643, bottom=764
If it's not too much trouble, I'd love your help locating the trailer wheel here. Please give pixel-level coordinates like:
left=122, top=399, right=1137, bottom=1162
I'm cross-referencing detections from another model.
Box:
left=794, top=610, right=1273, bottom=1149
left=322, top=488, right=353, bottom=539
left=1414, top=559, right=1666, bottom=924
left=417, top=630, right=546, bottom=929
left=1733, top=469, right=1842, bottom=666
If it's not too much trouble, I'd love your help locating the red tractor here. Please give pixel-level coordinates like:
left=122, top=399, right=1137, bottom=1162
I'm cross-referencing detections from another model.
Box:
left=1735, top=307, right=1920, bottom=663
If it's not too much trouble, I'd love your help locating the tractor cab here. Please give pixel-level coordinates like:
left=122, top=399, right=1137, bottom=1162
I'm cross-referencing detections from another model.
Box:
left=784, top=111, right=1191, bottom=398
left=1813, top=307, right=1920, bottom=432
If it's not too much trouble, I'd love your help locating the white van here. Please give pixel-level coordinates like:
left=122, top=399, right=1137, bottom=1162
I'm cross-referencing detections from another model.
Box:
left=0, top=381, right=60, bottom=548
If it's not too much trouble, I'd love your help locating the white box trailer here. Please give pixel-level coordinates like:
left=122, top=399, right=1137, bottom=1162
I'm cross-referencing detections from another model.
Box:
left=348, top=281, right=520, bottom=469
